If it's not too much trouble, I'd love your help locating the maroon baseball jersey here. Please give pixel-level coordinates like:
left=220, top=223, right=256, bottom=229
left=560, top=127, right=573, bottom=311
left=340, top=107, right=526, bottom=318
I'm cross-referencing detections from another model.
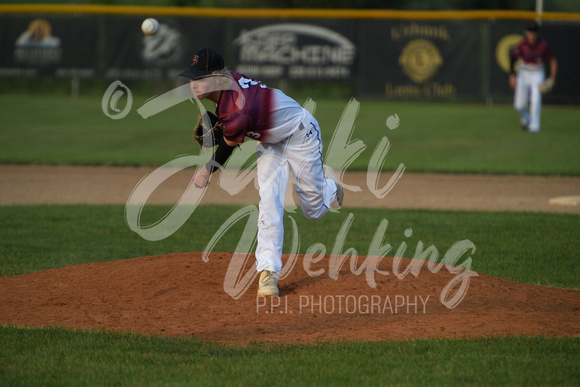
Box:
left=511, top=38, right=553, bottom=71
left=216, top=71, right=305, bottom=144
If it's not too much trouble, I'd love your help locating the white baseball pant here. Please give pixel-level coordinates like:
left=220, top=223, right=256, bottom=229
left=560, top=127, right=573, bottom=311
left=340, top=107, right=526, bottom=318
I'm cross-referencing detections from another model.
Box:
left=514, top=69, right=545, bottom=133
left=254, top=115, right=339, bottom=274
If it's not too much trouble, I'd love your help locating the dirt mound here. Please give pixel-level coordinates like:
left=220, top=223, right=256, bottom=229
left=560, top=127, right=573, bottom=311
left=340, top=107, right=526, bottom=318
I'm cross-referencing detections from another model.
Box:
left=1, top=252, right=578, bottom=344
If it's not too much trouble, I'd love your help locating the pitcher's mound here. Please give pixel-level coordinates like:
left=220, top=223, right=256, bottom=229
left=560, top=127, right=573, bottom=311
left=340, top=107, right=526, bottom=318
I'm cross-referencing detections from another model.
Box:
left=0, top=252, right=579, bottom=344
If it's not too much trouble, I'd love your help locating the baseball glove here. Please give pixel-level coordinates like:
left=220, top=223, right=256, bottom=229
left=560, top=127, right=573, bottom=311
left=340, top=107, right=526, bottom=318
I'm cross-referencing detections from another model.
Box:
left=193, top=111, right=224, bottom=148
left=539, top=78, right=554, bottom=94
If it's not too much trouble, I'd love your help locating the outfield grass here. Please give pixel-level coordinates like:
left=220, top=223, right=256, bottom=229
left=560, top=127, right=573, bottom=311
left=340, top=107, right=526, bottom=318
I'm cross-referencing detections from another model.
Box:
left=1, top=205, right=578, bottom=289
left=1, top=326, right=578, bottom=386
left=1, top=93, right=579, bottom=174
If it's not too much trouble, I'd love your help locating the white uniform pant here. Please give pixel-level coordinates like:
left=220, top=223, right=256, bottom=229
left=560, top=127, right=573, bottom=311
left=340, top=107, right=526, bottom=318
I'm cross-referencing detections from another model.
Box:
left=255, top=117, right=339, bottom=274
left=514, top=69, right=544, bottom=132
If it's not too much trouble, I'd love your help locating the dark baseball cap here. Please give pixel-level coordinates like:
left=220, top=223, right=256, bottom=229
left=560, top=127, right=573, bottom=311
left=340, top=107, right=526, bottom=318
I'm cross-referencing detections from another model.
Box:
left=526, top=21, right=540, bottom=32
left=179, top=46, right=224, bottom=79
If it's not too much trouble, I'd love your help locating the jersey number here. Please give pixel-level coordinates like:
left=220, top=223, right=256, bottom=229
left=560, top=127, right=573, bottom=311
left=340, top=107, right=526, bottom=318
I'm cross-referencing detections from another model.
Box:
left=238, top=77, right=267, bottom=89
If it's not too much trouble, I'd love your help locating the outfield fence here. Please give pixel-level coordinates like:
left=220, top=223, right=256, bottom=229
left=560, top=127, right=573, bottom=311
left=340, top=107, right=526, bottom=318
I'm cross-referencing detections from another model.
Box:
left=1, top=5, right=579, bottom=103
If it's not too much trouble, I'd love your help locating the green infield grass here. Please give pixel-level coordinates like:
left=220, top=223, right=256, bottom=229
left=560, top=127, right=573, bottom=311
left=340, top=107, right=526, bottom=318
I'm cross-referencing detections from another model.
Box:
left=1, top=205, right=578, bottom=289
left=1, top=93, right=579, bottom=175
left=0, top=326, right=578, bottom=386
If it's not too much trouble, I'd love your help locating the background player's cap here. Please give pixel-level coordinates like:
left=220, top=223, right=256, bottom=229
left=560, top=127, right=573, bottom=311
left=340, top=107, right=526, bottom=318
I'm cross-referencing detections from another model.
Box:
left=526, top=22, right=540, bottom=32
left=179, top=46, right=224, bottom=80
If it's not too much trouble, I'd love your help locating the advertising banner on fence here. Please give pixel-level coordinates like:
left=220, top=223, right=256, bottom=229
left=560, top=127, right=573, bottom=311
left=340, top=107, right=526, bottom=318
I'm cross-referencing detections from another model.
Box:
left=0, top=15, right=98, bottom=79
left=357, top=20, right=486, bottom=99
left=228, top=19, right=356, bottom=81
left=103, top=16, right=225, bottom=81
left=1, top=12, right=578, bottom=103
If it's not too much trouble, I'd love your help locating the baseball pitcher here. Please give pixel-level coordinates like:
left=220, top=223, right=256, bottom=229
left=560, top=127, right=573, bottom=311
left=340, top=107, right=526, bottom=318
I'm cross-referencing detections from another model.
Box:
left=180, top=47, right=344, bottom=297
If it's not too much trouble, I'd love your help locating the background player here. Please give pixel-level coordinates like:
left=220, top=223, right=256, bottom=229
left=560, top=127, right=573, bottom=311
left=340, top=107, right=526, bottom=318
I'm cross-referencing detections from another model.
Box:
left=509, top=22, right=557, bottom=133
left=180, top=46, right=344, bottom=297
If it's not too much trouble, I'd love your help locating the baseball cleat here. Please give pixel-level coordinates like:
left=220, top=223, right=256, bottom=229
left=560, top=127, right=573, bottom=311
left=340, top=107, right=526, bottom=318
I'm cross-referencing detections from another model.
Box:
left=520, top=114, right=530, bottom=131
left=323, top=165, right=344, bottom=208
left=520, top=123, right=530, bottom=131
left=257, top=270, right=279, bottom=297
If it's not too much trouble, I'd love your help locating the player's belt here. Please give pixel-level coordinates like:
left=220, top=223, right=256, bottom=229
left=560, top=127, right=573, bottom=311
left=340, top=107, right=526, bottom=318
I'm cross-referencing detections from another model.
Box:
left=519, top=63, right=543, bottom=72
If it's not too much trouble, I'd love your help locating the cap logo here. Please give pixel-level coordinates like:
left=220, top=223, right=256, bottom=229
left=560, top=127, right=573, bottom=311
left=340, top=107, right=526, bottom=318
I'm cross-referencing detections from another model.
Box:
left=191, top=55, right=199, bottom=65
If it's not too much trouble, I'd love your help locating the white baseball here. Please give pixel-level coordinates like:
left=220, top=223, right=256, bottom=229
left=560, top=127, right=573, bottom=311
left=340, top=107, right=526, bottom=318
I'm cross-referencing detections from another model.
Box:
left=141, top=18, right=160, bottom=36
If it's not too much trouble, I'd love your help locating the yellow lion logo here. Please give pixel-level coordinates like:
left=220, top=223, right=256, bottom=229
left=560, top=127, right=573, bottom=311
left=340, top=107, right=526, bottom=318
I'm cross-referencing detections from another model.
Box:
left=399, top=39, right=443, bottom=83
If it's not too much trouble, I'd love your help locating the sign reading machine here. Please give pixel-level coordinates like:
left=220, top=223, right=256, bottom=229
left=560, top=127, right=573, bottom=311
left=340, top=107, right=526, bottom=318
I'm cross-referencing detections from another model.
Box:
left=233, top=23, right=355, bottom=80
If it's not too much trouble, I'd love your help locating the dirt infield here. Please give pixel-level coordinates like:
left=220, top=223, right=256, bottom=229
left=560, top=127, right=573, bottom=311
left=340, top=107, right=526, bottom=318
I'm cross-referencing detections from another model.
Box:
left=1, top=165, right=579, bottom=213
left=1, top=165, right=579, bottom=343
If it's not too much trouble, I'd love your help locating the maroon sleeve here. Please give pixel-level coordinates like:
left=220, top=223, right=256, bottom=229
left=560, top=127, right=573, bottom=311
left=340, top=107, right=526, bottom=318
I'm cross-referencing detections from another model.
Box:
left=220, top=111, right=253, bottom=143
left=542, top=41, right=554, bottom=61
left=511, top=41, right=522, bottom=59
left=215, top=72, right=273, bottom=143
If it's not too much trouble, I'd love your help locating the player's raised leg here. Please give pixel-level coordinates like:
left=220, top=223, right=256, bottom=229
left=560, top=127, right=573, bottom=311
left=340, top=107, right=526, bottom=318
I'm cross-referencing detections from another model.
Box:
left=286, top=119, right=342, bottom=220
